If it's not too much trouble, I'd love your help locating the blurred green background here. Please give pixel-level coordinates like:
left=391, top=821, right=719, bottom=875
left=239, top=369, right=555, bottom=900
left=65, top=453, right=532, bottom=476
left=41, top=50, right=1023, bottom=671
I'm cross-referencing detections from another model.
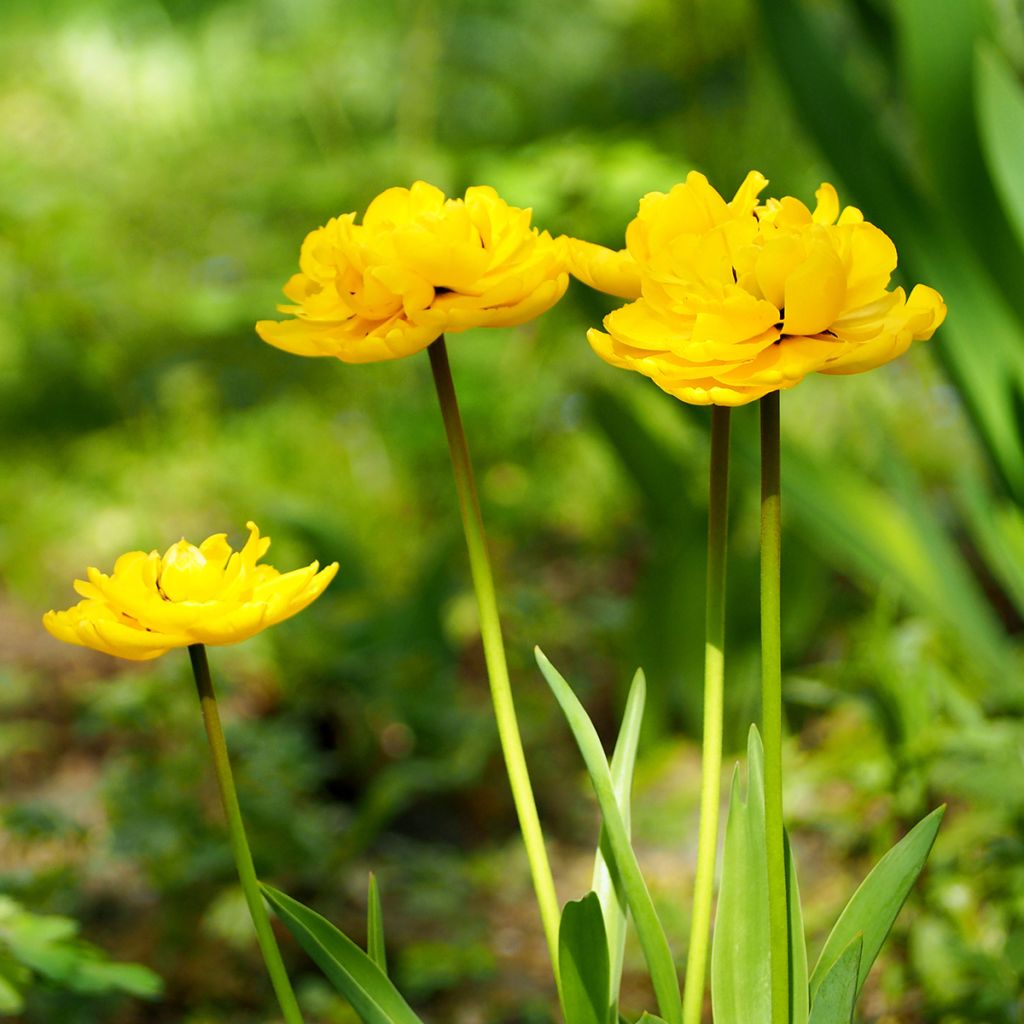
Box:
left=2, top=0, right=1024, bottom=1020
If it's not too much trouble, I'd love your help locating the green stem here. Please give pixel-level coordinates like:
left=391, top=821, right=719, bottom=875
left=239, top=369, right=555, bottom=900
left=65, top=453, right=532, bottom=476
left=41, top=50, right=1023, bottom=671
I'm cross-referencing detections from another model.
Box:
left=760, top=392, right=788, bottom=1024
left=682, top=405, right=731, bottom=1024
left=427, top=336, right=561, bottom=970
left=187, top=644, right=305, bottom=1024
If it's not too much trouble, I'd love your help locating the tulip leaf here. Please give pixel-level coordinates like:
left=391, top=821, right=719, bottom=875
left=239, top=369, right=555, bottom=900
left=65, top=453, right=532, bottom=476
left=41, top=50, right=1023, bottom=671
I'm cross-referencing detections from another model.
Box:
left=261, top=884, right=423, bottom=1024
left=558, top=893, right=611, bottom=1024
left=807, top=936, right=862, bottom=1024
left=711, top=726, right=770, bottom=1024
left=535, top=647, right=682, bottom=1024
left=367, top=873, right=387, bottom=975
left=809, top=806, right=944, bottom=1002
left=592, top=667, right=646, bottom=1010
left=976, top=41, right=1024, bottom=255
left=636, top=1016, right=669, bottom=1024
left=787, top=830, right=809, bottom=1024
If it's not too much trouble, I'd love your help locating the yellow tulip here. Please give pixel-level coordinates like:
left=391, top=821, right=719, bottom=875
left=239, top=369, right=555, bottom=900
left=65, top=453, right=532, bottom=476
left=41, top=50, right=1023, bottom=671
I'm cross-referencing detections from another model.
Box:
left=576, top=171, right=947, bottom=406
left=256, top=181, right=569, bottom=362
left=43, top=523, right=338, bottom=660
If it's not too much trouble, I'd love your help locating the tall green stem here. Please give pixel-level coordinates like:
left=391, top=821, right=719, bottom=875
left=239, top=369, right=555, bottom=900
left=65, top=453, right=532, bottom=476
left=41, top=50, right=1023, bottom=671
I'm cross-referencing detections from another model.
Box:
left=427, top=336, right=561, bottom=969
left=188, top=644, right=305, bottom=1024
left=760, top=392, right=788, bottom=1024
left=682, top=405, right=731, bottom=1024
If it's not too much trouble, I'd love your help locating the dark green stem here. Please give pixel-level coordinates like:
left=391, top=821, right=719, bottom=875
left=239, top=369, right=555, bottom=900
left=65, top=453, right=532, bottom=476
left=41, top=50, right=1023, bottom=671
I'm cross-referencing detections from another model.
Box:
left=426, top=336, right=561, bottom=970
left=188, top=644, right=305, bottom=1024
left=760, top=392, right=788, bottom=1024
left=682, top=405, right=732, bottom=1024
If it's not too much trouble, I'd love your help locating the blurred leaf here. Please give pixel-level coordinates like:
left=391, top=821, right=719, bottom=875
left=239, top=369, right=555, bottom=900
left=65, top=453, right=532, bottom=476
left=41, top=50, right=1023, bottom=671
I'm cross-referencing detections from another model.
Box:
left=558, top=893, right=611, bottom=1024
left=367, top=873, right=387, bottom=975
left=711, top=726, right=770, bottom=1024
left=777, top=439, right=1014, bottom=691
left=758, top=0, right=1024, bottom=504
left=592, top=667, right=645, bottom=1010
left=810, top=806, right=944, bottom=1002
left=975, top=42, right=1024, bottom=258
left=535, top=647, right=682, bottom=1024
left=894, top=0, right=1024, bottom=291
left=262, top=884, right=423, bottom=1024
left=0, top=958, right=27, bottom=1016
left=807, top=936, right=861, bottom=1024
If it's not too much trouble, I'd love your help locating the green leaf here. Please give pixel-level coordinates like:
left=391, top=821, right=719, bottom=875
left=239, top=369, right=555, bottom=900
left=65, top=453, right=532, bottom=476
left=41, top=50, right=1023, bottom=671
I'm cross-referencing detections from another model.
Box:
left=367, top=873, right=387, bottom=975
left=558, top=893, right=611, bottom=1024
left=976, top=41, right=1024, bottom=255
left=592, top=667, right=646, bottom=1010
left=262, top=884, right=423, bottom=1024
left=68, top=959, right=163, bottom=998
left=786, top=830, right=809, bottom=1024
left=535, top=648, right=682, bottom=1024
left=711, top=726, right=770, bottom=1024
left=807, top=936, right=861, bottom=1024
left=810, top=806, right=944, bottom=1002
left=636, top=1016, right=669, bottom=1024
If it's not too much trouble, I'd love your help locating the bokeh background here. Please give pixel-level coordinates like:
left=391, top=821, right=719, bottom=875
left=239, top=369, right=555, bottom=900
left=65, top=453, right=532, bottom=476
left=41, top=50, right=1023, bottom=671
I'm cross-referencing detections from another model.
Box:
left=2, top=0, right=1023, bottom=1020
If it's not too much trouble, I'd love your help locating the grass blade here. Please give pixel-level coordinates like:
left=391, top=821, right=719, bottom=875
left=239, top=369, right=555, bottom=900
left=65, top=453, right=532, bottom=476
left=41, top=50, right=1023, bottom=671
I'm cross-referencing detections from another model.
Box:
left=810, top=806, right=944, bottom=1001
left=262, top=884, right=422, bottom=1024
left=535, top=647, right=682, bottom=1024
left=711, top=727, right=770, bottom=1024
left=593, top=668, right=646, bottom=1009
left=367, top=873, right=387, bottom=975
left=787, top=830, right=809, bottom=1024
left=976, top=41, right=1024, bottom=255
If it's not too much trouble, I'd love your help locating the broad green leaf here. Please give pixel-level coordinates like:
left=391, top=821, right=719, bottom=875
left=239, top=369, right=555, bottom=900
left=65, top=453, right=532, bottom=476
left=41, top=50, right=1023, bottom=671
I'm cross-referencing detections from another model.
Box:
left=976, top=42, right=1024, bottom=261
left=711, top=726, right=770, bottom=1024
left=786, top=830, right=808, bottom=1024
left=367, top=873, right=387, bottom=975
left=808, top=936, right=861, bottom=1024
left=559, top=894, right=611, bottom=1024
left=636, top=1016, right=669, bottom=1024
left=810, top=806, right=944, bottom=1001
left=592, top=668, right=646, bottom=1010
left=535, top=648, right=682, bottom=1024
left=262, top=884, right=423, bottom=1024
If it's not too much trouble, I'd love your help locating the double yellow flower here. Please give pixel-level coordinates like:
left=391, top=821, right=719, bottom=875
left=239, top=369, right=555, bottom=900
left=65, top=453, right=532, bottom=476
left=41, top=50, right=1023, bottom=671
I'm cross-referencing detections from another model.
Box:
left=573, top=170, right=946, bottom=405
left=256, top=181, right=569, bottom=363
left=44, top=523, right=337, bottom=660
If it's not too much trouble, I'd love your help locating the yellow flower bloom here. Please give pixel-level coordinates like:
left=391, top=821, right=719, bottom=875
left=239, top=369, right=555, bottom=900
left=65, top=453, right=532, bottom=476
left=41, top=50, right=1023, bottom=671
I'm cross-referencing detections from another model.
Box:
left=256, top=181, right=569, bottom=362
left=43, top=523, right=338, bottom=661
left=577, top=170, right=947, bottom=406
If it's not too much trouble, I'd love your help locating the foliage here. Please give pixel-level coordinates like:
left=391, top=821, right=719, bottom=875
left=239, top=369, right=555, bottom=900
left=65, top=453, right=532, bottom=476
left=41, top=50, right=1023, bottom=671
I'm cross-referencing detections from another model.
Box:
left=0, top=896, right=161, bottom=1016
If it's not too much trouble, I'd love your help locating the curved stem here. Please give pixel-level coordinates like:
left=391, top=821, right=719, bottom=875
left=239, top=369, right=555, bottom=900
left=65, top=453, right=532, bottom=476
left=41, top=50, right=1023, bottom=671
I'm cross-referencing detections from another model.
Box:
left=427, top=336, right=561, bottom=971
left=682, top=406, right=731, bottom=1024
left=188, top=644, right=305, bottom=1024
left=760, top=393, right=788, bottom=1024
